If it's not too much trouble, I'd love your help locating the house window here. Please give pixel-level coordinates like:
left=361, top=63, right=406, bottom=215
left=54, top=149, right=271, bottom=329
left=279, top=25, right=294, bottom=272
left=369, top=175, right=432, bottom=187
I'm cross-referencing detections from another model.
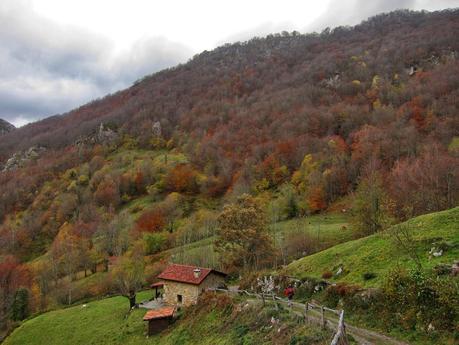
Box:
left=177, top=294, right=183, bottom=303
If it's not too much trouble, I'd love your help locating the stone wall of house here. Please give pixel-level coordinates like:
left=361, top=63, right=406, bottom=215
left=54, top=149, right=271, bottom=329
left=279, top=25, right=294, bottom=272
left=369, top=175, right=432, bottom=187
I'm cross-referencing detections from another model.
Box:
left=164, top=281, right=200, bottom=306
left=199, top=274, right=226, bottom=292
left=163, top=273, right=226, bottom=306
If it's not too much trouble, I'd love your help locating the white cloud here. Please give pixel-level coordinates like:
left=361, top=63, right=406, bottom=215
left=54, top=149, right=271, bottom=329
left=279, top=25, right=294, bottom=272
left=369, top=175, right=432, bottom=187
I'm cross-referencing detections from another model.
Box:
left=0, top=0, right=193, bottom=125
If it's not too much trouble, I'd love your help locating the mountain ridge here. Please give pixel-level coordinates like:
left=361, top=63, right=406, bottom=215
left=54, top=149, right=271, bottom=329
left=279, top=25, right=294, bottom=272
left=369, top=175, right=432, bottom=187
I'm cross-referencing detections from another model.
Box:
left=0, top=9, right=457, bottom=161
left=0, top=119, right=15, bottom=136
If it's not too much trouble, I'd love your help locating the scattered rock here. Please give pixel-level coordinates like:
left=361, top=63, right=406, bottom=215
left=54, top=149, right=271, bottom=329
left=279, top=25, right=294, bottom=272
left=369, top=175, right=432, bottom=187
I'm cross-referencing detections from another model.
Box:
left=2, top=146, right=46, bottom=172
left=429, top=247, right=443, bottom=257
left=322, top=72, right=341, bottom=88
left=152, top=121, right=162, bottom=137
left=408, top=65, right=418, bottom=76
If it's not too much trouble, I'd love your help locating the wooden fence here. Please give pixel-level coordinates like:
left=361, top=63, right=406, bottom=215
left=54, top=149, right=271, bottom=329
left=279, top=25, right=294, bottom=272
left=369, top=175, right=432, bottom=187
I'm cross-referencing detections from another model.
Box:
left=207, top=288, right=348, bottom=345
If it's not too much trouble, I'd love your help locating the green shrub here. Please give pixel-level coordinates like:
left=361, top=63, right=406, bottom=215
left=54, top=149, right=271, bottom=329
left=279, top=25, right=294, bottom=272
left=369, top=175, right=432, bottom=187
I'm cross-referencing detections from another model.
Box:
left=362, top=272, right=377, bottom=281
left=234, top=324, right=249, bottom=338
left=11, top=288, right=29, bottom=321
left=322, top=271, right=333, bottom=279
left=143, top=232, right=168, bottom=255
left=383, top=268, right=458, bottom=331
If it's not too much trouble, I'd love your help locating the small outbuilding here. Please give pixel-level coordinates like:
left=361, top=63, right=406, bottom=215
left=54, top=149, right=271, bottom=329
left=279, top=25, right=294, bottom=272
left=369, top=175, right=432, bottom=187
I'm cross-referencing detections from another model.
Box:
left=156, top=264, right=227, bottom=306
left=143, top=306, right=175, bottom=336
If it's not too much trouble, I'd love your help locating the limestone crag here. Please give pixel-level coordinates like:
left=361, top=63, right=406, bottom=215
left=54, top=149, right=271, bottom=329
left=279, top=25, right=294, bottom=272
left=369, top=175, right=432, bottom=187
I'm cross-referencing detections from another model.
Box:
left=2, top=146, right=46, bottom=172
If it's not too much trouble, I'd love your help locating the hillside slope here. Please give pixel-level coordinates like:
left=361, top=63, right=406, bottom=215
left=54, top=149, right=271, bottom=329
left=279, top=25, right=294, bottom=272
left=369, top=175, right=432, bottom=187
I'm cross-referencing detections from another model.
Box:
left=3, top=292, right=331, bottom=345
left=1, top=9, right=459, bottom=340
left=284, top=207, right=459, bottom=287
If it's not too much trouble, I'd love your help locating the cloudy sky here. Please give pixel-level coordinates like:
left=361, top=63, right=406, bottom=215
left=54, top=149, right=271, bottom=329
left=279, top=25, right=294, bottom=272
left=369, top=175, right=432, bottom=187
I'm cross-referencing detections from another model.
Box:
left=1, top=0, right=458, bottom=127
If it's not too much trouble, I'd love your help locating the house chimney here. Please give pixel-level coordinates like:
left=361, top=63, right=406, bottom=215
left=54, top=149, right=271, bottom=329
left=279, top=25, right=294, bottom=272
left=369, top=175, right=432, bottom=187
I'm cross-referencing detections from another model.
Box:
left=193, top=268, right=201, bottom=278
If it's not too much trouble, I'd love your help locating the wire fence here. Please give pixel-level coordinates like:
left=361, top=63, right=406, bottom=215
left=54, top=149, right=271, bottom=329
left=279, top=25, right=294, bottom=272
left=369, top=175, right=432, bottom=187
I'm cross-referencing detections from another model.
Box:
left=207, top=288, right=348, bottom=345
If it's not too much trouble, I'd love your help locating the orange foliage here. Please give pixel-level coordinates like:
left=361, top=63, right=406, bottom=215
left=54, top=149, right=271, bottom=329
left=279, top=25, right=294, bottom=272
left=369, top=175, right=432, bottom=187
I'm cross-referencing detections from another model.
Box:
left=308, top=186, right=327, bottom=213
left=136, top=209, right=165, bottom=233
left=165, top=164, right=198, bottom=194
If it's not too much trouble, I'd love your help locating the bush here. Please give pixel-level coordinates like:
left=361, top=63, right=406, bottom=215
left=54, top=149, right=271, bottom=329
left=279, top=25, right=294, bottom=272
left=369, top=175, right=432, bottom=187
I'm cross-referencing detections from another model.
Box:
left=144, top=232, right=168, bottom=255
left=322, top=271, right=333, bottom=279
left=293, top=278, right=322, bottom=300
left=323, top=283, right=359, bottom=309
left=383, top=268, right=459, bottom=331
left=11, top=288, right=29, bottom=321
left=362, top=272, right=377, bottom=281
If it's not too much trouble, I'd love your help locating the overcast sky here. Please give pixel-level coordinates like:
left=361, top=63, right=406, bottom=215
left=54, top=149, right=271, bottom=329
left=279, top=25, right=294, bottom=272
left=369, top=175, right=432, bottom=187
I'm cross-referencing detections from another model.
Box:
left=1, top=0, right=458, bottom=127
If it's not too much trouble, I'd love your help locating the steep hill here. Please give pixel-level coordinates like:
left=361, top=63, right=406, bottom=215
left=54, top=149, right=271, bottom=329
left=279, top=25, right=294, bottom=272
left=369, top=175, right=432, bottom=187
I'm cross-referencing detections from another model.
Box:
left=1, top=9, right=459, bottom=341
left=284, top=207, right=459, bottom=287
left=0, top=9, right=458, bottom=220
left=3, top=291, right=331, bottom=345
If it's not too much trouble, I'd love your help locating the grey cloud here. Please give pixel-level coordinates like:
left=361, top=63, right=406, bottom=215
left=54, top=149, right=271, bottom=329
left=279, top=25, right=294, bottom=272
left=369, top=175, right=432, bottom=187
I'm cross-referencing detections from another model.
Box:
left=307, top=0, right=459, bottom=32
left=0, top=0, right=193, bottom=126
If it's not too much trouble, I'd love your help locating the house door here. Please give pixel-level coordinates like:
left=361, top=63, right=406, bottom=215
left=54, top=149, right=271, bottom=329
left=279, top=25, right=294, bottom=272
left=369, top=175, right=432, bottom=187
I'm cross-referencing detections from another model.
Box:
left=177, top=294, right=183, bottom=304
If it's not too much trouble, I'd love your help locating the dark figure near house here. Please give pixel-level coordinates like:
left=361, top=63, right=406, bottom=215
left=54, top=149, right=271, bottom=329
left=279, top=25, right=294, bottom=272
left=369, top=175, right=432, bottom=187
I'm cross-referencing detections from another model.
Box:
left=284, top=285, right=295, bottom=307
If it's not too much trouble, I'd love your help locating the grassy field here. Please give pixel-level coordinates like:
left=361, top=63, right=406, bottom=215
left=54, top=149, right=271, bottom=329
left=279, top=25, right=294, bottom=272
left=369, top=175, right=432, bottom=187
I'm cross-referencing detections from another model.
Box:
left=4, top=291, right=331, bottom=345
left=271, top=213, right=353, bottom=248
left=284, top=207, right=459, bottom=287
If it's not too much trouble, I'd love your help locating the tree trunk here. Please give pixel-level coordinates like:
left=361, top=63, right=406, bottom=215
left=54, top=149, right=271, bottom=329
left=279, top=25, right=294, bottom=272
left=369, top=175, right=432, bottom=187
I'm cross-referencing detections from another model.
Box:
left=129, top=294, right=136, bottom=310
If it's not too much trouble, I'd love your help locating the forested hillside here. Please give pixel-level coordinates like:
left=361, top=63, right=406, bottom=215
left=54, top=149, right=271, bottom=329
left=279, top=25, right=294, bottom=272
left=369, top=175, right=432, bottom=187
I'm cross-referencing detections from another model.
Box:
left=1, top=9, right=458, bottom=343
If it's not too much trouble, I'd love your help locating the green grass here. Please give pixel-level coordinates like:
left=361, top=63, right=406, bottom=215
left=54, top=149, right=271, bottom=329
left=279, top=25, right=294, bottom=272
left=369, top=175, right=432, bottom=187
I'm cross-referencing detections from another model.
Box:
left=271, top=213, right=352, bottom=247
left=4, top=291, right=153, bottom=345
left=4, top=291, right=331, bottom=345
left=284, top=207, right=459, bottom=287
left=166, top=236, right=221, bottom=269
left=161, top=213, right=352, bottom=270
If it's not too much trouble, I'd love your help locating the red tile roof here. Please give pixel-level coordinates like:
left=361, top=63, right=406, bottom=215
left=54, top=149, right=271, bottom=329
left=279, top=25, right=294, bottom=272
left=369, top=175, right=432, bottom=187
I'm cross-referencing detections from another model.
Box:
left=157, top=264, right=226, bottom=285
left=150, top=282, right=164, bottom=288
left=143, top=307, right=175, bottom=321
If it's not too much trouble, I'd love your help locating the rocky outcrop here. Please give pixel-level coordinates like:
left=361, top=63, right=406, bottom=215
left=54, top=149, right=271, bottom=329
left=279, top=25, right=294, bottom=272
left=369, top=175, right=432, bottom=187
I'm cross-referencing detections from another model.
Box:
left=97, top=123, right=119, bottom=145
left=0, top=119, right=15, bottom=135
left=74, top=122, right=119, bottom=150
left=152, top=121, right=162, bottom=137
left=2, top=146, right=46, bottom=171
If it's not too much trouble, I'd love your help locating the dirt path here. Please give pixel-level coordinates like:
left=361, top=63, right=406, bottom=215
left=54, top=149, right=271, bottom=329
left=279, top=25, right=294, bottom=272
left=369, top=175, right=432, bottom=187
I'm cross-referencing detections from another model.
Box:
left=226, top=288, right=409, bottom=345
left=295, top=305, right=409, bottom=345
left=266, top=299, right=409, bottom=345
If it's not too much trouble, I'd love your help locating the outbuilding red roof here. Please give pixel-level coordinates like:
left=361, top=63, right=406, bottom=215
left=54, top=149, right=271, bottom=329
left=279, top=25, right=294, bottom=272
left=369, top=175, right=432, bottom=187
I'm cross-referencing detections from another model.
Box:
left=157, top=264, right=226, bottom=285
left=143, top=307, right=175, bottom=321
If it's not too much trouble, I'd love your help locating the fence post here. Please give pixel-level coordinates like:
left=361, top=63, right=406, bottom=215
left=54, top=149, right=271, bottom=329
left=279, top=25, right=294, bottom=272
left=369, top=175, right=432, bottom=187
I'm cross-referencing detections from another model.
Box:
left=321, top=306, right=325, bottom=328
left=342, top=310, right=349, bottom=345
left=304, top=303, right=308, bottom=323
left=272, top=294, right=279, bottom=310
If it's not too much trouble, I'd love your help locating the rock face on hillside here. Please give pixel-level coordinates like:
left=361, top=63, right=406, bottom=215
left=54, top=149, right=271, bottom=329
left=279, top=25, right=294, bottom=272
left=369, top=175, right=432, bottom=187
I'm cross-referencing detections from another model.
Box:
left=97, top=123, right=119, bottom=145
left=0, top=119, right=15, bottom=135
left=2, top=146, right=46, bottom=172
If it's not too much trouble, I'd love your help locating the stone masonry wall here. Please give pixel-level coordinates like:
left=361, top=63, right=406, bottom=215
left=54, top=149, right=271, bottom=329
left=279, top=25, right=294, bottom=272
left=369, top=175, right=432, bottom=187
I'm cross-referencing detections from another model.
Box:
left=163, top=273, right=226, bottom=306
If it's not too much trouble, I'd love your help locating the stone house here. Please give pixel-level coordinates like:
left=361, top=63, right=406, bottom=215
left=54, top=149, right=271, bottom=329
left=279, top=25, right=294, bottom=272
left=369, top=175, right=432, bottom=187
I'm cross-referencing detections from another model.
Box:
left=156, top=264, right=226, bottom=306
